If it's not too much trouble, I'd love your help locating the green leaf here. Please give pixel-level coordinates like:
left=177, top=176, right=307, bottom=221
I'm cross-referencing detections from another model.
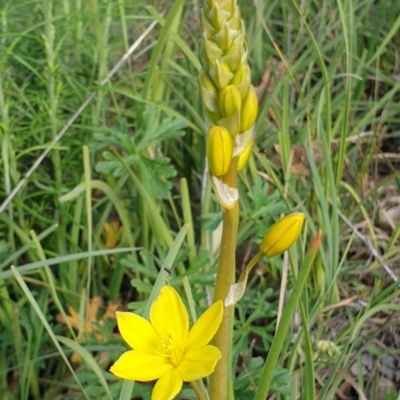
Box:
left=140, top=106, right=186, bottom=148
left=137, top=155, right=177, bottom=199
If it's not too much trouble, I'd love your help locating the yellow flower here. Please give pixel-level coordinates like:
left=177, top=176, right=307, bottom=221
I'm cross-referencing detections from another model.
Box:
left=110, top=286, right=223, bottom=400
left=259, top=213, right=305, bottom=257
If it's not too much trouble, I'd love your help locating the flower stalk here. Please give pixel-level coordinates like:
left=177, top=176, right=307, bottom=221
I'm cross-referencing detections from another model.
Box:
left=210, top=157, right=239, bottom=400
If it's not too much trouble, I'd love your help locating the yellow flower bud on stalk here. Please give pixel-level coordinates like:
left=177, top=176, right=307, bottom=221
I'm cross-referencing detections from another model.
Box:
left=240, top=85, right=258, bottom=132
left=237, top=138, right=252, bottom=171
left=206, top=126, right=233, bottom=177
left=219, top=85, right=241, bottom=118
left=231, top=64, right=251, bottom=98
left=260, top=213, right=305, bottom=257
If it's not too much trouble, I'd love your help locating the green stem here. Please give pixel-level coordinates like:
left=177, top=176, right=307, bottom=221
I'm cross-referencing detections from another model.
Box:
left=210, top=159, right=239, bottom=400
left=253, top=232, right=321, bottom=400
left=242, top=252, right=263, bottom=278
left=190, top=381, right=207, bottom=400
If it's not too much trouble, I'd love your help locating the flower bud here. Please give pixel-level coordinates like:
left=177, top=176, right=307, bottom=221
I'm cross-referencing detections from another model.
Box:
left=220, top=34, right=245, bottom=71
left=237, top=138, right=252, bottom=171
left=231, top=64, right=251, bottom=98
left=202, top=35, right=224, bottom=66
left=206, top=126, right=233, bottom=177
left=259, top=213, right=305, bottom=257
left=228, top=4, right=241, bottom=30
left=200, top=10, right=216, bottom=36
left=209, top=61, right=233, bottom=89
left=208, top=3, right=230, bottom=30
left=219, top=85, right=241, bottom=118
left=199, top=70, right=219, bottom=113
left=213, top=21, right=237, bottom=51
left=199, top=71, right=222, bottom=122
left=206, top=0, right=234, bottom=14
left=240, top=85, right=258, bottom=132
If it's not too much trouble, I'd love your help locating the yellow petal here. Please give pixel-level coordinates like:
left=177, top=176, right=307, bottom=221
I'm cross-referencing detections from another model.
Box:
left=116, top=311, right=161, bottom=353
left=150, top=286, right=189, bottom=352
left=110, top=350, right=172, bottom=381
left=178, top=345, right=221, bottom=381
left=151, top=368, right=183, bottom=400
left=186, top=301, right=223, bottom=351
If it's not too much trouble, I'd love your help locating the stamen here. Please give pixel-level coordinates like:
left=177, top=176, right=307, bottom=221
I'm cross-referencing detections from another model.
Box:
left=154, top=333, right=183, bottom=366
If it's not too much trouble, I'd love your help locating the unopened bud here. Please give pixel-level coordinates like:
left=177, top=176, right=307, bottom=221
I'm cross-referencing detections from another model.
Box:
left=209, top=61, right=233, bottom=89
left=240, top=85, right=258, bottom=132
left=202, top=35, right=224, bottom=66
left=237, top=139, right=252, bottom=171
left=219, top=85, right=241, bottom=118
left=206, top=126, right=233, bottom=177
left=200, top=10, right=216, bottom=36
left=213, top=21, right=237, bottom=51
left=259, top=213, right=305, bottom=257
left=220, top=35, right=245, bottom=71
left=228, top=4, right=241, bottom=30
left=199, top=70, right=219, bottom=113
left=208, top=3, right=230, bottom=30
left=231, top=65, right=251, bottom=98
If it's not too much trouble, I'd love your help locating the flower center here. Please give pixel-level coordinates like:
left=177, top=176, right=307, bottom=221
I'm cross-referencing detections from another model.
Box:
left=155, top=332, right=183, bottom=366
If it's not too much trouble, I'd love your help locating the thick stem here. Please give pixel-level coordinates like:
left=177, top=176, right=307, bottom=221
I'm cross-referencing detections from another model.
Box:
left=210, top=158, right=239, bottom=400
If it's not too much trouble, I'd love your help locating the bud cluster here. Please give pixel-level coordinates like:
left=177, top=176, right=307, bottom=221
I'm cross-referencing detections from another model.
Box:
left=199, top=0, right=258, bottom=207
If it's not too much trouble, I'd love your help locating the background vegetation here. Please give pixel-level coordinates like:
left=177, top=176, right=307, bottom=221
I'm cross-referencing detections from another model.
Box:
left=1, top=0, right=400, bottom=399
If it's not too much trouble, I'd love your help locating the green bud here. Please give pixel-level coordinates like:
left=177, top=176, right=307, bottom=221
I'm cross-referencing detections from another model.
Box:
left=209, top=60, right=233, bottom=89
left=220, top=35, right=245, bottom=71
left=213, top=21, right=237, bottom=51
left=202, top=35, right=224, bottom=66
left=206, top=126, right=233, bottom=177
left=208, top=3, right=230, bottom=30
left=237, top=138, right=252, bottom=171
left=199, top=70, right=219, bottom=113
left=219, top=85, right=241, bottom=118
left=200, top=11, right=216, bottom=38
left=208, top=0, right=235, bottom=14
left=228, top=5, right=242, bottom=30
left=231, top=64, right=251, bottom=98
left=240, top=85, right=258, bottom=132
left=199, top=71, right=222, bottom=123
left=259, top=213, right=305, bottom=257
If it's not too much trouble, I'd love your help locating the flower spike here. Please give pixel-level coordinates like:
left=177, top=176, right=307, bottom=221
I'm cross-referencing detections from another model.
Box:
left=199, top=0, right=258, bottom=207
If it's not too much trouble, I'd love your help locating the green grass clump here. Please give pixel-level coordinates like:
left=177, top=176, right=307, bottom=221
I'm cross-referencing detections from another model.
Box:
left=1, top=0, right=400, bottom=399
